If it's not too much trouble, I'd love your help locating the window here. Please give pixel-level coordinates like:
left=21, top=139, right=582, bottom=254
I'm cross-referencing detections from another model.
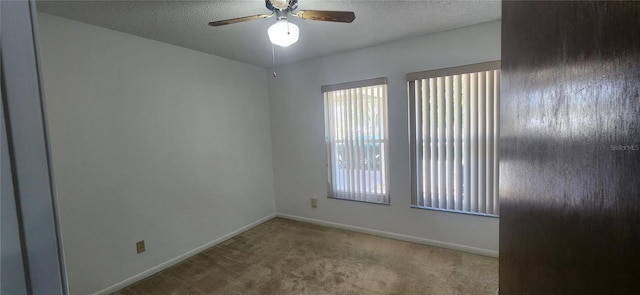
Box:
left=407, top=62, right=500, bottom=216
left=322, top=77, right=389, bottom=204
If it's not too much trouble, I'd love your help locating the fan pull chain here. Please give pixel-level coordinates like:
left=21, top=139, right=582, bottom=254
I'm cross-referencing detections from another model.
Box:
left=272, top=43, right=277, bottom=77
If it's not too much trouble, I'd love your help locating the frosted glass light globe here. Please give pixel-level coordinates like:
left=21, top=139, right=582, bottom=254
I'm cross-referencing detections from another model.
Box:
left=268, top=20, right=299, bottom=47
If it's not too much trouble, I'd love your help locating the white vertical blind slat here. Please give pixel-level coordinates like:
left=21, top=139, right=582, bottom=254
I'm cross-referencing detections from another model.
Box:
left=332, top=92, right=339, bottom=194
left=486, top=71, right=494, bottom=215
left=372, top=87, right=381, bottom=194
left=445, top=76, right=454, bottom=210
left=346, top=89, right=354, bottom=199
left=372, top=87, right=379, bottom=197
left=454, top=74, right=463, bottom=211
left=362, top=89, right=369, bottom=198
left=349, top=89, right=355, bottom=199
left=410, top=83, right=418, bottom=204
left=437, top=77, right=446, bottom=209
left=352, top=88, right=359, bottom=200
left=332, top=93, right=338, bottom=193
left=463, top=74, right=471, bottom=212
left=493, top=71, right=500, bottom=215
left=334, top=91, right=341, bottom=196
left=382, top=85, right=390, bottom=195
left=354, top=91, right=364, bottom=200
left=340, top=96, right=343, bottom=193
left=340, top=90, right=351, bottom=197
left=363, top=87, right=371, bottom=197
left=356, top=91, right=366, bottom=200
left=324, top=93, right=331, bottom=196
left=477, top=72, right=486, bottom=214
left=422, top=79, right=431, bottom=208
left=414, top=82, right=423, bottom=206
left=429, top=78, right=438, bottom=207
left=371, top=86, right=378, bottom=198
left=351, top=89, right=357, bottom=200
left=469, top=73, right=478, bottom=213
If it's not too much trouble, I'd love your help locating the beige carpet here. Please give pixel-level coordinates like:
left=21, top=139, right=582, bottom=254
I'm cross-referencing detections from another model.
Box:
left=112, top=218, right=498, bottom=295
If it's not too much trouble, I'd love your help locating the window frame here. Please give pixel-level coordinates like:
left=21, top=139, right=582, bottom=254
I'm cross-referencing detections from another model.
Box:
left=407, top=61, right=501, bottom=217
left=322, top=77, right=390, bottom=205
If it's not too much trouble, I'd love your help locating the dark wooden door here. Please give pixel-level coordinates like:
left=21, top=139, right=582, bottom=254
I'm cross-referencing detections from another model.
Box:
left=500, top=1, right=640, bottom=294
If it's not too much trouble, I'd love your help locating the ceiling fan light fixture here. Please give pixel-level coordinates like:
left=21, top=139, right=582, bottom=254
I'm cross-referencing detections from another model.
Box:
left=268, top=19, right=299, bottom=47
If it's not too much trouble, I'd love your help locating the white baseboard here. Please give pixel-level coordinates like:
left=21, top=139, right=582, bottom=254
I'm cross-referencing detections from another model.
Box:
left=93, top=213, right=277, bottom=295
left=276, top=213, right=499, bottom=258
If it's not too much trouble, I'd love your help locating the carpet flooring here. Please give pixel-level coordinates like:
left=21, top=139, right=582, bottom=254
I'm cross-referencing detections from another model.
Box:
left=112, top=218, right=498, bottom=295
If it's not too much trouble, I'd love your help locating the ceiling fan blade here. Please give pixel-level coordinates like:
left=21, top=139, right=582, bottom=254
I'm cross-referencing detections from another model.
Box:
left=291, top=10, right=355, bottom=23
left=208, top=14, right=274, bottom=27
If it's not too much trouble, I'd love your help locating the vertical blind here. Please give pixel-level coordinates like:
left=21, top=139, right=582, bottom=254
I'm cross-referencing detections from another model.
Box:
left=407, top=62, right=500, bottom=216
left=322, top=78, right=389, bottom=204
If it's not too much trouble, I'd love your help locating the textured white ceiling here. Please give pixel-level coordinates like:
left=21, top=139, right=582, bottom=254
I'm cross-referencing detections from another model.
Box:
left=36, top=0, right=501, bottom=68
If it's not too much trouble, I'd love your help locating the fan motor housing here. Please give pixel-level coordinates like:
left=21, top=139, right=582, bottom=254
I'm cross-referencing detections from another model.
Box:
left=266, top=0, right=298, bottom=12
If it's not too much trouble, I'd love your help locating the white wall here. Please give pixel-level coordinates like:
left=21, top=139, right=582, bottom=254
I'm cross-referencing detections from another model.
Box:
left=269, top=21, right=501, bottom=255
left=37, top=13, right=275, bottom=295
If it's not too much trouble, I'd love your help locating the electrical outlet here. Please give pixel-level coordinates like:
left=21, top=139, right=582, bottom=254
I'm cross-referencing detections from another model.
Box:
left=311, top=197, right=318, bottom=208
left=136, top=240, right=146, bottom=254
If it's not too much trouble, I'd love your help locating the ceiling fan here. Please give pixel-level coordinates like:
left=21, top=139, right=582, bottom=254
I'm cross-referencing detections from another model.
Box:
left=208, top=0, right=356, bottom=47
